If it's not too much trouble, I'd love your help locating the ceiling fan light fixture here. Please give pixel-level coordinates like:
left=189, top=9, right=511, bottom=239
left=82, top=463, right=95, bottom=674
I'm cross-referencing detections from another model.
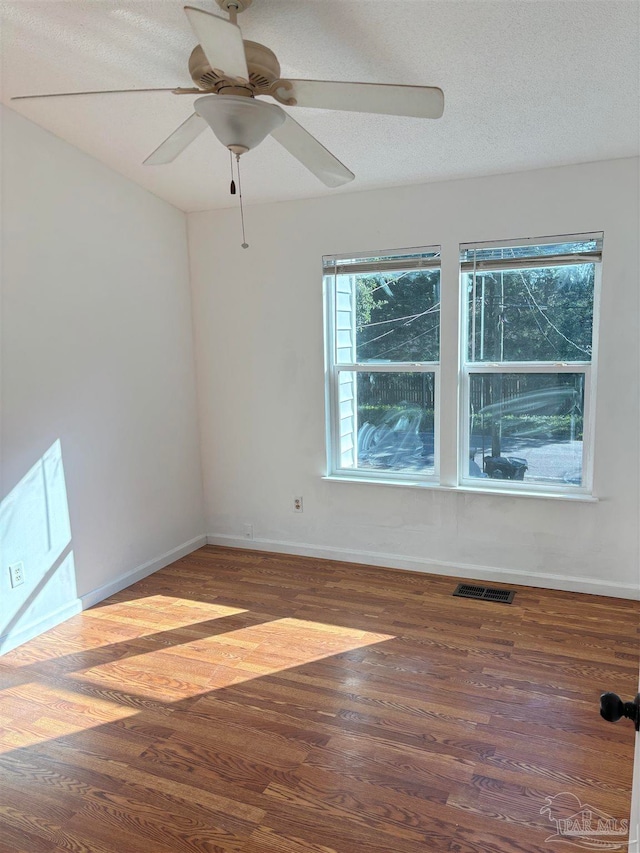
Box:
left=195, top=94, right=285, bottom=154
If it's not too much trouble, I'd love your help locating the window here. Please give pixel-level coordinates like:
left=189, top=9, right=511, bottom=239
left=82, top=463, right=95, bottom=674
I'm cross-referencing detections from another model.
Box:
left=460, top=234, right=601, bottom=494
left=324, top=232, right=601, bottom=496
left=324, top=247, right=441, bottom=481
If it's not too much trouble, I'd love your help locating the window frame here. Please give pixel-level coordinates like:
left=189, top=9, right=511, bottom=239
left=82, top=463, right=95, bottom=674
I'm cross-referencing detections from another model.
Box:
left=458, top=362, right=595, bottom=495
left=458, top=234, right=602, bottom=496
left=323, top=233, right=602, bottom=497
left=324, top=247, right=441, bottom=483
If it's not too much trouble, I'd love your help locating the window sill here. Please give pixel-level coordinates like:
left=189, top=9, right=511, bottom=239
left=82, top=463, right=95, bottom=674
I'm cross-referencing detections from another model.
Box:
left=322, top=475, right=599, bottom=502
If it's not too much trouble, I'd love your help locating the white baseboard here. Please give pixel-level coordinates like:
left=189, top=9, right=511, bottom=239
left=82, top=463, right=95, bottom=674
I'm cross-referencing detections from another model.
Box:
left=206, top=534, right=639, bottom=600
left=0, top=600, right=83, bottom=655
left=80, top=535, right=207, bottom=609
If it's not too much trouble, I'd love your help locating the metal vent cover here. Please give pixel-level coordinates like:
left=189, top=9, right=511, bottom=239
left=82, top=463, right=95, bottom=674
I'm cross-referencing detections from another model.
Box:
left=453, top=583, right=515, bottom=604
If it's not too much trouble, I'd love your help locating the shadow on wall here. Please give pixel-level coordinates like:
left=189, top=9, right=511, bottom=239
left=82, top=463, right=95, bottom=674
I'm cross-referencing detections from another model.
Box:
left=0, top=440, right=79, bottom=654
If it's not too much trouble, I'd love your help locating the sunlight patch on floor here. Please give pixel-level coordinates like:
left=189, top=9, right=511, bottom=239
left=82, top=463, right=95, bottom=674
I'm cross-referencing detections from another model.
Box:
left=1, top=607, right=394, bottom=750
left=83, top=597, right=248, bottom=630
left=67, top=617, right=395, bottom=702
left=0, top=681, right=139, bottom=753
left=1, top=598, right=249, bottom=667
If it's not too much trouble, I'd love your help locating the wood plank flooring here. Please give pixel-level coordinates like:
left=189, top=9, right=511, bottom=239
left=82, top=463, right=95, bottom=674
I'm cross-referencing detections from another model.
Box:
left=1, top=545, right=638, bottom=852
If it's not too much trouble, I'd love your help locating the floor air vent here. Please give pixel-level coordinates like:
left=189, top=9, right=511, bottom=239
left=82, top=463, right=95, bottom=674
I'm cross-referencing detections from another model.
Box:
left=453, top=583, right=515, bottom=604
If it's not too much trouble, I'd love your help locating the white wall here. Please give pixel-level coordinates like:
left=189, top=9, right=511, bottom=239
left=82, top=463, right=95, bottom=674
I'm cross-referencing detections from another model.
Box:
left=189, top=158, right=639, bottom=599
left=1, top=107, right=205, bottom=652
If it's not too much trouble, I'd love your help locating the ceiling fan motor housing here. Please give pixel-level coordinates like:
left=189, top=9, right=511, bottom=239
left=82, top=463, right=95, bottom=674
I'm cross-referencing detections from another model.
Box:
left=189, top=40, right=281, bottom=95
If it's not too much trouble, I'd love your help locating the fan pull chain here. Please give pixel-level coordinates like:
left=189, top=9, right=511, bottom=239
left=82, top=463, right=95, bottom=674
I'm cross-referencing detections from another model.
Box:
left=229, top=151, right=236, bottom=195
left=236, top=153, right=249, bottom=249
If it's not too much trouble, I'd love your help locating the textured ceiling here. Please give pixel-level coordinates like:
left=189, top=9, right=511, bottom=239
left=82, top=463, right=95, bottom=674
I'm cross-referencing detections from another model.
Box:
left=2, top=0, right=639, bottom=212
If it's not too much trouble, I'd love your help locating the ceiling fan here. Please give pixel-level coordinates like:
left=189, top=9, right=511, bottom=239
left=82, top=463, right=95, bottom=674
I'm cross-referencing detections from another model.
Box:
left=12, top=0, right=444, bottom=189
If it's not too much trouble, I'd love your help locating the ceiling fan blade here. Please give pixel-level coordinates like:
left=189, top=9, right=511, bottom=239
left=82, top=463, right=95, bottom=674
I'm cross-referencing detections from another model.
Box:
left=12, top=88, right=182, bottom=101
left=275, top=80, right=444, bottom=119
left=270, top=113, right=354, bottom=188
left=184, top=6, right=248, bottom=81
left=144, top=113, right=207, bottom=165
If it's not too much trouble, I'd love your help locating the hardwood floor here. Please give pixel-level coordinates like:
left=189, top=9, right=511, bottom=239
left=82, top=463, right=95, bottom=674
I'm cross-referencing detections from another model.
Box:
left=1, top=545, right=638, bottom=852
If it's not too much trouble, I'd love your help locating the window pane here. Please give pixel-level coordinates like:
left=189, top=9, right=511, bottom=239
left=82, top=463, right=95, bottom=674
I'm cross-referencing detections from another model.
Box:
left=467, top=373, right=585, bottom=487
left=465, top=264, right=594, bottom=363
left=337, top=371, right=436, bottom=475
left=355, top=270, right=440, bottom=362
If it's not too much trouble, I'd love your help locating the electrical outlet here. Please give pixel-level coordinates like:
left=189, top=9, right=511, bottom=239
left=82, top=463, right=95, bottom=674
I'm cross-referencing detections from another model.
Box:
left=293, top=496, right=303, bottom=513
left=9, top=562, right=24, bottom=588
left=243, top=523, right=253, bottom=539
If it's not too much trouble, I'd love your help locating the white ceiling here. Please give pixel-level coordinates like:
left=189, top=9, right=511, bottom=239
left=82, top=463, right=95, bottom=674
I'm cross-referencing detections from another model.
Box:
left=2, top=0, right=639, bottom=213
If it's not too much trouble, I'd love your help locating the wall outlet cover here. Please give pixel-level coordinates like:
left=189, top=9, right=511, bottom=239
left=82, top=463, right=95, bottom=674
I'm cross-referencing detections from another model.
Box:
left=9, top=562, right=25, bottom=588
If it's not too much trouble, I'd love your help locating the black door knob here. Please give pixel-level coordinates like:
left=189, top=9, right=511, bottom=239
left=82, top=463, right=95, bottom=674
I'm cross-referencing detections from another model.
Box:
left=600, top=692, right=640, bottom=731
